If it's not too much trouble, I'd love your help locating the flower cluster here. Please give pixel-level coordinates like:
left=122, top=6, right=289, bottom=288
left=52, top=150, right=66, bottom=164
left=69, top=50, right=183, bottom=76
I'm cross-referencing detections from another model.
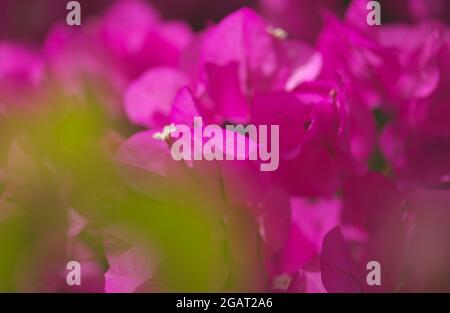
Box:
left=0, top=0, right=449, bottom=292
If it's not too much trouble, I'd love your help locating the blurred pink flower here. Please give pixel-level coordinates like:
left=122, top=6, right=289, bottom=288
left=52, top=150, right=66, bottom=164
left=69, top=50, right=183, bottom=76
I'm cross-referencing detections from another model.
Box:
left=0, top=43, right=44, bottom=114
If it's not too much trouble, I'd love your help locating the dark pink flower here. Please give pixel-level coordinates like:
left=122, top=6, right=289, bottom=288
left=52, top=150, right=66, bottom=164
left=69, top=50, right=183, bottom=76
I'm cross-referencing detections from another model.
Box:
left=251, top=80, right=353, bottom=197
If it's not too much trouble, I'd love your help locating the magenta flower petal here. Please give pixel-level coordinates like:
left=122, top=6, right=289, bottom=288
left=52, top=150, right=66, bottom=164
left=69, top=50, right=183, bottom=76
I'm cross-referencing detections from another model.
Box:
left=200, top=8, right=268, bottom=73
left=115, top=130, right=171, bottom=177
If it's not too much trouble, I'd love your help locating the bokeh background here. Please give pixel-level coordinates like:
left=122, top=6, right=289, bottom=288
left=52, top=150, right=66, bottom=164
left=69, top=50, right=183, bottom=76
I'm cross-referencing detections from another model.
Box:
left=0, top=0, right=449, bottom=292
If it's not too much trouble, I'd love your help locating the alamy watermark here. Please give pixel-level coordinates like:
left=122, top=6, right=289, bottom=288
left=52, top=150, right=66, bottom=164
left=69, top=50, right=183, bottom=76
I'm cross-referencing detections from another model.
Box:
left=153, top=117, right=280, bottom=172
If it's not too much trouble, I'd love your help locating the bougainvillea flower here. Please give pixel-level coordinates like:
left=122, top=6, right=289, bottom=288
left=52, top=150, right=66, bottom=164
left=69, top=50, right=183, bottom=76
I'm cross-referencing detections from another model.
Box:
left=318, top=15, right=401, bottom=110
left=123, top=7, right=323, bottom=128
left=251, top=80, right=353, bottom=196
left=99, top=0, right=192, bottom=79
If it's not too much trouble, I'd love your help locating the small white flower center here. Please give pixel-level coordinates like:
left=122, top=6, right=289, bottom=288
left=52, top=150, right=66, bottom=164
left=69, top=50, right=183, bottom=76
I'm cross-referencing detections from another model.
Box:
left=153, top=124, right=176, bottom=141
